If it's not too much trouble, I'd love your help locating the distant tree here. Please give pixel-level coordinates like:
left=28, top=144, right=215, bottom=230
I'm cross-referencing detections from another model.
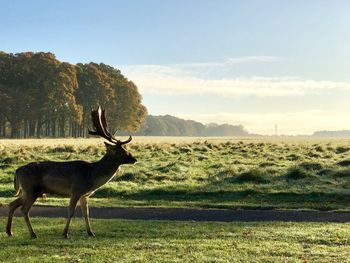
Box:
left=134, top=115, right=249, bottom=137
left=140, top=115, right=169, bottom=136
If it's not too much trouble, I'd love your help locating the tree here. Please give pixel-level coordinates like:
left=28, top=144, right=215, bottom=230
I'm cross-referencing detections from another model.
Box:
left=97, top=63, right=147, bottom=132
left=75, top=63, right=115, bottom=136
left=0, top=52, right=33, bottom=137
left=0, top=51, right=147, bottom=138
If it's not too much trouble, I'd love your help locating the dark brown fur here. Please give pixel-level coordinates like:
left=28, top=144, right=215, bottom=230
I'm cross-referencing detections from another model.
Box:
left=6, top=142, right=136, bottom=238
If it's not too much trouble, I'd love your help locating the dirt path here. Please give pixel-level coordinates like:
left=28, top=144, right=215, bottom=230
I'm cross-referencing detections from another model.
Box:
left=1, top=205, right=350, bottom=222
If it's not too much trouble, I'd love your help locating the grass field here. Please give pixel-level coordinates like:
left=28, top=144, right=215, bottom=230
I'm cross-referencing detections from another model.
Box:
left=1, top=138, right=350, bottom=262
left=1, top=137, right=350, bottom=210
left=0, top=217, right=349, bottom=262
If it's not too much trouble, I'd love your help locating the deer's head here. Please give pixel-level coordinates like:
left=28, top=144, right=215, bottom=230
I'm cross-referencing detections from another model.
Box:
left=89, top=106, right=137, bottom=165
left=104, top=141, right=137, bottom=164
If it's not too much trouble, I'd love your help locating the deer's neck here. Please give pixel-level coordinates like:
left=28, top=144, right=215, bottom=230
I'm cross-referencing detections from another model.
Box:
left=91, top=154, right=121, bottom=188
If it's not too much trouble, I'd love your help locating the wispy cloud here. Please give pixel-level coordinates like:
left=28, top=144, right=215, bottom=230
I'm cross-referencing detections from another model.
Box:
left=121, top=59, right=350, bottom=97
left=171, top=56, right=286, bottom=68
left=119, top=57, right=350, bottom=134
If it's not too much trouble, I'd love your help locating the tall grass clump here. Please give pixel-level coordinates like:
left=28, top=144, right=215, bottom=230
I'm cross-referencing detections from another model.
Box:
left=217, top=166, right=238, bottom=178
left=330, top=169, right=350, bottom=178
left=337, top=160, right=350, bottom=167
left=299, top=162, right=323, bottom=171
left=335, top=146, right=350, bottom=154
left=236, top=168, right=272, bottom=183
left=48, top=145, right=76, bottom=153
left=284, top=166, right=314, bottom=180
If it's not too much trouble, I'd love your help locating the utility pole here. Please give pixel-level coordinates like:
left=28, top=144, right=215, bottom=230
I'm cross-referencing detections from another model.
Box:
left=275, top=124, right=277, bottom=136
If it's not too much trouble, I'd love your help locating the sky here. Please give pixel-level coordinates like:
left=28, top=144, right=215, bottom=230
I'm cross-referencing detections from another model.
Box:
left=1, top=0, right=350, bottom=135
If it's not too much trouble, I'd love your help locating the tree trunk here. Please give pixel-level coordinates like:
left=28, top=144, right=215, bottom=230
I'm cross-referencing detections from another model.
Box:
left=60, top=117, right=65, bottom=137
left=69, top=120, right=72, bottom=137
left=28, top=120, right=33, bottom=137
left=52, top=119, right=56, bottom=137
left=23, top=119, right=27, bottom=138
left=46, top=120, right=50, bottom=137
left=72, top=122, right=77, bottom=137
left=36, top=117, right=42, bottom=138
left=2, top=121, right=6, bottom=138
left=10, top=121, right=20, bottom=138
left=82, top=119, right=86, bottom=137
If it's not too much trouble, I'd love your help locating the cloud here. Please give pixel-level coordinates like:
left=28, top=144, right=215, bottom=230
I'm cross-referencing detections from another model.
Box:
left=118, top=57, right=350, bottom=134
left=120, top=57, right=350, bottom=97
left=174, top=110, right=350, bottom=135
left=171, top=56, right=286, bottom=68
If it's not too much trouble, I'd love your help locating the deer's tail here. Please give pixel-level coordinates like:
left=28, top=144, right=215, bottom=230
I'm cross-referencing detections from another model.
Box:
left=14, top=170, right=21, bottom=197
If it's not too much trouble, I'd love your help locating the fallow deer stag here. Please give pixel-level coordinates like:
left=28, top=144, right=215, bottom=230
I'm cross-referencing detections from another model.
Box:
left=6, top=106, right=136, bottom=238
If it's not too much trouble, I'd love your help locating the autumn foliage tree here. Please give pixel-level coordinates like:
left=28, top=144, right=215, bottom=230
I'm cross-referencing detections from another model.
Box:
left=0, top=51, right=147, bottom=138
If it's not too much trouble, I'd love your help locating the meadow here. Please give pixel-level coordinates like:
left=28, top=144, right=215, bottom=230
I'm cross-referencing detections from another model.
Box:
left=1, top=137, right=350, bottom=210
left=1, top=137, right=350, bottom=262
left=0, top=217, right=350, bottom=262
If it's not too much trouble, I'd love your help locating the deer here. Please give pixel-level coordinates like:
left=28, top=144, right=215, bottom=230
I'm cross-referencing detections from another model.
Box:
left=6, top=106, right=137, bottom=238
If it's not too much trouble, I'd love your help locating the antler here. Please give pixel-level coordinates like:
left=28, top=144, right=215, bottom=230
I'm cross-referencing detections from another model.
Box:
left=88, top=106, right=132, bottom=145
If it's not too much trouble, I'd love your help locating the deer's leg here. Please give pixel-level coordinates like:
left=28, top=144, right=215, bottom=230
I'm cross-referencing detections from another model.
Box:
left=80, top=196, right=95, bottom=237
left=6, top=197, right=23, bottom=236
left=63, top=195, right=80, bottom=238
left=21, top=194, right=39, bottom=239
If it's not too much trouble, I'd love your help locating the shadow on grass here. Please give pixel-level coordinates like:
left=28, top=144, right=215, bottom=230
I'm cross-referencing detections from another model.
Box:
left=93, top=185, right=350, bottom=210
left=92, top=162, right=350, bottom=209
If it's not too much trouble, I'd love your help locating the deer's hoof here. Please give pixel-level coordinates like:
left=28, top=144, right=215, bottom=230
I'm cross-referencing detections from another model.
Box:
left=88, top=231, right=95, bottom=237
left=63, top=233, right=69, bottom=239
left=6, top=231, right=13, bottom=237
left=31, top=233, right=37, bottom=239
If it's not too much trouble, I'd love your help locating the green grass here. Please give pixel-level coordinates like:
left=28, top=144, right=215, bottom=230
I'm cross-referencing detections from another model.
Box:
left=1, top=137, right=350, bottom=210
left=0, top=217, right=350, bottom=262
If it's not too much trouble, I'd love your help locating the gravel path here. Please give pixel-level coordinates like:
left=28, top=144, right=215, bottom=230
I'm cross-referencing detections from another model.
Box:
left=1, top=206, right=350, bottom=222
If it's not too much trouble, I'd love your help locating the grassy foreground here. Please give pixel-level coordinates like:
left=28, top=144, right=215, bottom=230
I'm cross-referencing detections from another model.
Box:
left=1, top=137, right=350, bottom=210
left=0, top=217, right=350, bottom=262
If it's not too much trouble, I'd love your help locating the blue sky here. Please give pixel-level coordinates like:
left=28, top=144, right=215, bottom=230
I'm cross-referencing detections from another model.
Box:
left=1, top=0, right=350, bottom=134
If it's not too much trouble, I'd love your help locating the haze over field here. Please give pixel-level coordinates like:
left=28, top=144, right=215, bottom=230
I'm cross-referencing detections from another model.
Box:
left=1, top=0, right=349, bottom=135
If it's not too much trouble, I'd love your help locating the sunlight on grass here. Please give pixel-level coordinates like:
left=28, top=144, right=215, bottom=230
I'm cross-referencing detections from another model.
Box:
left=0, top=217, right=349, bottom=262
left=1, top=137, right=350, bottom=210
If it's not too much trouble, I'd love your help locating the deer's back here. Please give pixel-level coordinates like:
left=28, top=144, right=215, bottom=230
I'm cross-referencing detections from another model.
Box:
left=17, top=160, right=92, bottom=196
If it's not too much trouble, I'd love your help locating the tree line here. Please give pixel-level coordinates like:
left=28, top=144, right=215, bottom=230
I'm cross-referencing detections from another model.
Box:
left=128, top=115, right=249, bottom=136
left=0, top=51, right=147, bottom=138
